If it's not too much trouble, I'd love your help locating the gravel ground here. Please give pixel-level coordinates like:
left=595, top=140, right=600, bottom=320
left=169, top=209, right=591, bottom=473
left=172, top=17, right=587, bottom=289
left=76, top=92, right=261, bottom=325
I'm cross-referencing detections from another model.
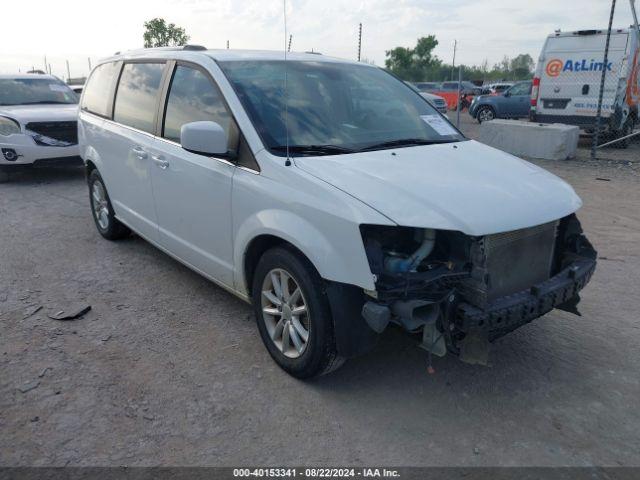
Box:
left=1, top=126, right=639, bottom=467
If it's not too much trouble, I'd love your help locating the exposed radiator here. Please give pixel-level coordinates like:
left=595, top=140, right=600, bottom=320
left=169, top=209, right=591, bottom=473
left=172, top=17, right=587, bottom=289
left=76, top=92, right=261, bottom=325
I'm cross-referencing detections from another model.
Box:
left=459, top=221, right=558, bottom=308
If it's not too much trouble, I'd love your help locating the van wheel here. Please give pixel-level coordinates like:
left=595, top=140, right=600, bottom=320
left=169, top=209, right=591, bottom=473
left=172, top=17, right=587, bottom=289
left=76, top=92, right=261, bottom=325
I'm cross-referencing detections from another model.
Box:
left=252, top=247, right=345, bottom=378
left=612, top=119, right=633, bottom=149
left=88, top=169, right=130, bottom=240
left=477, top=106, right=495, bottom=123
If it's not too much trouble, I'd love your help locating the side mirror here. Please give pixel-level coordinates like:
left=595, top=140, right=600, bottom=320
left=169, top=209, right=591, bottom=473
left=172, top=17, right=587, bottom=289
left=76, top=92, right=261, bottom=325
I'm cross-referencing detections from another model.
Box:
left=503, top=91, right=511, bottom=97
left=180, top=121, right=228, bottom=156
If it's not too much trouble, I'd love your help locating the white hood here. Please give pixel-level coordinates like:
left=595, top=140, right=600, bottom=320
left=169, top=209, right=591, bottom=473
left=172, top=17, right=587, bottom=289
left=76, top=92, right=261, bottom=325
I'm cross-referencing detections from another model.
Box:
left=294, top=140, right=582, bottom=236
left=0, top=104, right=78, bottom=126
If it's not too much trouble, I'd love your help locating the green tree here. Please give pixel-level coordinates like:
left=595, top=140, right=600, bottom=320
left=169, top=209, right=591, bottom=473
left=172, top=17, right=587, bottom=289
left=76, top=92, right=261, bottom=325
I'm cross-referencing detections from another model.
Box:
left=384, top=35, right=440, bottom=81
left=143, top=18, right=190, bottom=48
left=510, top=53, right=535, bottom=79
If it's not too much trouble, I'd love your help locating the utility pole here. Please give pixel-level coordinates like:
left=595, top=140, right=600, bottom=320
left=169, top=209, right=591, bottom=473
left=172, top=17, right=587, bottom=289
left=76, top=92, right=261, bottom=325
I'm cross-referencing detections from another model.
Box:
left=88, top=57, right=92, bottom=71
left=44, top=55, right=47, bottom=72
left=288, top=34, right=292, bottom=52
left=66, top=60, right=71, bottom=81
left=226, top=40, right=229, bottom=49
left=357, top=23, right=362, bottom=61
left=450, top=40, right=457, bottom=81
left=592, top=0, right=616, bottom=159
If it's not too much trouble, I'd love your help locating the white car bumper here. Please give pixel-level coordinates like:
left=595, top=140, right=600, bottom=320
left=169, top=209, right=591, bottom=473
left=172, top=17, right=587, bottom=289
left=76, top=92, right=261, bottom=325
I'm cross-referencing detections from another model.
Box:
left=0, top=133, right=80, bottom=167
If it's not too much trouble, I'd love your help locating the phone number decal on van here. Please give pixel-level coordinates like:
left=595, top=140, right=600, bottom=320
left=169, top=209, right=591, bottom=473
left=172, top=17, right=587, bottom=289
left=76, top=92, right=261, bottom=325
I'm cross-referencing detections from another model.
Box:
left=546, top=58, right=613, bottom=77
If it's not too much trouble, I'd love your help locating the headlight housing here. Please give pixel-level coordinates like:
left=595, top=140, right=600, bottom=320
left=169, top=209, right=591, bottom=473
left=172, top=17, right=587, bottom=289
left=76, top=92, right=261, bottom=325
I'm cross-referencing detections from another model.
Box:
left=0, top=116, right=21, bottom=136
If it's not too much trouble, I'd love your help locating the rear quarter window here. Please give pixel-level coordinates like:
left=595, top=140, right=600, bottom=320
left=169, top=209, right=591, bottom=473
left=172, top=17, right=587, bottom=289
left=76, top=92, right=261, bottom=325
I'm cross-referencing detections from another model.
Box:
left=81, top=62, right=120, bottom=117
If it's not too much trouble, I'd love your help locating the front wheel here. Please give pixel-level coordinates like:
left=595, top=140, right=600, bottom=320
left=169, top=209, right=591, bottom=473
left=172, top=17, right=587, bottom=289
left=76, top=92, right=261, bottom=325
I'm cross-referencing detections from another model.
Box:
left=252, top=247, right=345, bottom=378
left=477, top=106, right=495, bottom=123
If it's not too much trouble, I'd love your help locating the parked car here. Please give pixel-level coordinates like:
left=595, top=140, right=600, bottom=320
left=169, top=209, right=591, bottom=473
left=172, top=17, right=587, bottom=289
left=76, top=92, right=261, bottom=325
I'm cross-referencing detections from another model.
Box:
left=412, top=82, right=440, bottom=92
left=79, top=47, right=596, bottom=378
left=469, top=81, right=533, bottom=122
left=0, top=74, right=80, bottom=180
left=405, top=82, right=448, bottom=113
left=480, top=82, right=514, bottom=95
left=531, top=28, right=639, bottom=147
left=440, top=81, right=482, bottom=95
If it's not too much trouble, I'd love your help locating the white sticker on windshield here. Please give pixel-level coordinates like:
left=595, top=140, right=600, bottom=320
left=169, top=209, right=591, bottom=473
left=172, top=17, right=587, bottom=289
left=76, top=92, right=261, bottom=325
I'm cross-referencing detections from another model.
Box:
left=420, top=115, right=458, bottom=136
left=49, top=84, right=68, bottom=92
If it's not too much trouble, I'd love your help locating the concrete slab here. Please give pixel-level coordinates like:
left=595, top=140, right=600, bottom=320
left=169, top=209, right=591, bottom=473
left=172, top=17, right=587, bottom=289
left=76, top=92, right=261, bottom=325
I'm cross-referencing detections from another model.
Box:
left=479, top=120, right=579, bottom=160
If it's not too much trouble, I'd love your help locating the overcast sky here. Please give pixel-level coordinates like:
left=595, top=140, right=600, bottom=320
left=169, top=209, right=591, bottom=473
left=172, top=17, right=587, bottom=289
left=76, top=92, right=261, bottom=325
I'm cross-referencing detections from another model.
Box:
left=0, top=0, right=634, bottom=79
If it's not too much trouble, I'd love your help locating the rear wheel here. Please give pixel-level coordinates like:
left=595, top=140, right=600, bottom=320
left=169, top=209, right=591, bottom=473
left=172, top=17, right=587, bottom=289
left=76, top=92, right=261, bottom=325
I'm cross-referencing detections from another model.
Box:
left=252, top=247, right=344, bottom=378
left=88, top=169, right=130, bottom=240
left=612, top=118, right=634, bottom=149
left=477, top=106, right=495, bottom=123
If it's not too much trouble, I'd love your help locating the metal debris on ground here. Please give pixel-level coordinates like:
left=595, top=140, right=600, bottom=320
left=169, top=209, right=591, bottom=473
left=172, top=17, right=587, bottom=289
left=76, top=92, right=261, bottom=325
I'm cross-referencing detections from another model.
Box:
left=22, top=305, right=42, bottom=319
left=47, top=304, right=91, bottom=321
left=18, top=380, right=40, bottom=393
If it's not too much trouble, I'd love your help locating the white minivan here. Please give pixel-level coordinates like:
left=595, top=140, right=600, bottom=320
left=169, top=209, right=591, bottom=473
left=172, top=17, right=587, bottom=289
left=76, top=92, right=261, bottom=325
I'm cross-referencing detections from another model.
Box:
left=78, top=47, right=597, bottom=378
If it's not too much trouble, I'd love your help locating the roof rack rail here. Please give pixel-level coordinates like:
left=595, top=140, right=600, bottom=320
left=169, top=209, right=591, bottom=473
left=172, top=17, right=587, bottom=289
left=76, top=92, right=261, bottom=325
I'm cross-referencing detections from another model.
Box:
left=304, top=51, right=322, bottom=55
left=183, top=44, right=207, bottom=51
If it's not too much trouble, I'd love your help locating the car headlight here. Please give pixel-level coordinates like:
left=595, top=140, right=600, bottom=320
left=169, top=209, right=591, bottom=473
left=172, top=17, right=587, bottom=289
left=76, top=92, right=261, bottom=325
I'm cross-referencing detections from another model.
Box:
left=0, top=116, right=21, bottom=136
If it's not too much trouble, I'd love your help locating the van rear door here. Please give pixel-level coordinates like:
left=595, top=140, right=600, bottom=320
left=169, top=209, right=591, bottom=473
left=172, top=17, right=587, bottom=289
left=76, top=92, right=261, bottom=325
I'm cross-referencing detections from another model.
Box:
left=537, top=31, right=629, bottom=123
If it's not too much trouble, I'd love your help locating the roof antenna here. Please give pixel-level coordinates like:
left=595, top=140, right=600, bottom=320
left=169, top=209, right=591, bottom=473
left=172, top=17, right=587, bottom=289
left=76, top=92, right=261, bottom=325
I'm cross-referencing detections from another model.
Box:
left=283, top=0, right=291, bottom=166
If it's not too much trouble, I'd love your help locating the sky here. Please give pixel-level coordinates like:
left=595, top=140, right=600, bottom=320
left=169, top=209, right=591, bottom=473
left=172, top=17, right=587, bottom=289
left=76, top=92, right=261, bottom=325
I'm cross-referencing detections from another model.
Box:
left=0, top=0, right=635, bottom=80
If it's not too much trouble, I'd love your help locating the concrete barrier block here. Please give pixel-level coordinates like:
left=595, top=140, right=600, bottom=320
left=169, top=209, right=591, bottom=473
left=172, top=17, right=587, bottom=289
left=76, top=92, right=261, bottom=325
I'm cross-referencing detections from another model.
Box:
left=478, top=120, right=580, bottom=160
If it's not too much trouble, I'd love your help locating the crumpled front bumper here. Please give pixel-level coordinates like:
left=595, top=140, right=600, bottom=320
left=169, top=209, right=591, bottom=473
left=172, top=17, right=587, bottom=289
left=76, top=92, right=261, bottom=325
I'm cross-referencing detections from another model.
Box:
left=1, top=133, right=79, bottom=166
left=456, top=257, right=597, bottom=341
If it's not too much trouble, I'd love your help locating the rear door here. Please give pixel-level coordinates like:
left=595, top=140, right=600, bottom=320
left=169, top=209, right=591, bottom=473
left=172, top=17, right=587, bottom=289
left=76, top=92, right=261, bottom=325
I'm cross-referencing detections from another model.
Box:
left=102, top=61, right=167, bottom=241
left=538, top=31, right=628, bottom=119
left=150, top=62, right=239, bottom=287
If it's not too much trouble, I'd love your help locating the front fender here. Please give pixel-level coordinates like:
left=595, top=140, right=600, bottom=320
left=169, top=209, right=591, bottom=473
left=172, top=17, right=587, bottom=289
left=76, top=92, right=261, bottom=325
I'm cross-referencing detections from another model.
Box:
left=234, top=208, right=376, bottom=296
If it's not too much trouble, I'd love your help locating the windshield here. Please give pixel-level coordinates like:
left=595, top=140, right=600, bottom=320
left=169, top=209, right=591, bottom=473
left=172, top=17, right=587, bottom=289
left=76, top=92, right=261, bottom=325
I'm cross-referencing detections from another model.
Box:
left=219, top=60, right=464, bottom=155
left=0, top=78, right=78, bottom=106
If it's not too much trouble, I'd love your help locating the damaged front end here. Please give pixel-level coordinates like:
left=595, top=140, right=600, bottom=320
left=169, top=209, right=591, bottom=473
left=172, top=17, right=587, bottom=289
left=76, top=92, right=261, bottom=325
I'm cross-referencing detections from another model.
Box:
left=359, top=214, right=597, bottom=365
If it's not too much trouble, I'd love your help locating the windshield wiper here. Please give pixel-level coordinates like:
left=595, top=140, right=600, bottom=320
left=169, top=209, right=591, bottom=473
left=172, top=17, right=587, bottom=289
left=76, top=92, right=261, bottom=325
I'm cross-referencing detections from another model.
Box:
left=270, top=144, right=356, bottom=156
left=359, top=138, right=459, bottom=152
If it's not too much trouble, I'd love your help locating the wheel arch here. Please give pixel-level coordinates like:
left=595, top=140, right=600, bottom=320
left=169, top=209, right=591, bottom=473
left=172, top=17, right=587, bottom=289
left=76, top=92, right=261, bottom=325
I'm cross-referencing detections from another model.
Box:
left=235, top=209, right=376, bottom=298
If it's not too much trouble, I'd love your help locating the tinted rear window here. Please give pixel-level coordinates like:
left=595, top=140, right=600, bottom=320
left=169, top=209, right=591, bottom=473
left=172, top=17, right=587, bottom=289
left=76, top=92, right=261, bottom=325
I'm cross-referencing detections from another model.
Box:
left=113, top=63, right=165, bottom=133
left=81, top=62, right=120, bottom=116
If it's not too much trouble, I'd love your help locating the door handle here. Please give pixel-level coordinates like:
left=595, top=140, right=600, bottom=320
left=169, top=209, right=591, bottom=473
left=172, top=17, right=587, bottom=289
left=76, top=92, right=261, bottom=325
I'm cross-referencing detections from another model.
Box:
left=132, top=146, right=147, bottom=159
left=151, top=154, right=169, bottom=169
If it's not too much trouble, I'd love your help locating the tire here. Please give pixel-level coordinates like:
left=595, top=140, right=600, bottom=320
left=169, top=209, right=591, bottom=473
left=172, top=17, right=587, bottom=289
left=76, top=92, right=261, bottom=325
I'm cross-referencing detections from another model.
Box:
left=88, top=169, right=130, bottom=240
left=612, top=118, right=633, bottom=149
left=252, top=246, right=345, bottom=378
left=477, top=106, right=495, bottom=123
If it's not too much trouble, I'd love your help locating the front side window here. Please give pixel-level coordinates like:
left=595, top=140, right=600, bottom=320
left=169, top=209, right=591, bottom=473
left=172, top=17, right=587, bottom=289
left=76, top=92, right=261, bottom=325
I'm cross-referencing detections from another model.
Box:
left=0, top=77, right=77, bottom=106
left=81, top=62, right=120, bottom=116
left=113, top=63, right=165, bottom=133
left=219, top=60, right=464, bottom=156
left=163, top=65, right=237, bottom=147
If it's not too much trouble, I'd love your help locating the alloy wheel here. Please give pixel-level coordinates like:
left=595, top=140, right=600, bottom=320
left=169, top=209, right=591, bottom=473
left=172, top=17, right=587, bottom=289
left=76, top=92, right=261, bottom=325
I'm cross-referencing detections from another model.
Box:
left=261, top=268, right=310, bottom=358
left=92, top=181, right=110, bottom=230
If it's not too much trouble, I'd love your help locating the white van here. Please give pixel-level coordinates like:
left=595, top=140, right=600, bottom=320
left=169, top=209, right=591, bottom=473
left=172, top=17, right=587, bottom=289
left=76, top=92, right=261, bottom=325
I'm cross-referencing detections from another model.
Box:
left=78, top=47, right=597, bottom=378
left=531, top=28, right=640, bottom=145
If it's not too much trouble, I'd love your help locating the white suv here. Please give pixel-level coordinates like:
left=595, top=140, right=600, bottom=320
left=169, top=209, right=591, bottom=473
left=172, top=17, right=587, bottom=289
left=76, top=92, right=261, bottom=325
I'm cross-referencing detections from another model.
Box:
left=0, top=74, right=81, bottom=181
left=78, top=47, right=597, bottom=378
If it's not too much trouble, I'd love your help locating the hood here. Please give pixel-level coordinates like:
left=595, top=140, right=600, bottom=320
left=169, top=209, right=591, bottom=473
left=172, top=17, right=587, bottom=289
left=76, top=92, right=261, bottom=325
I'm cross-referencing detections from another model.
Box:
left=0, top=104, right=79, bottom=126
left=294, top=140, right=582, bottom=236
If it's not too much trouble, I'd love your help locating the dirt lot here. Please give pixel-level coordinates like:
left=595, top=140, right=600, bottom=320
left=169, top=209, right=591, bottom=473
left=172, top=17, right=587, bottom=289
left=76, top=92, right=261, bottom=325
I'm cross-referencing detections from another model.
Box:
left=1, top=121, right=639, bottom=466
